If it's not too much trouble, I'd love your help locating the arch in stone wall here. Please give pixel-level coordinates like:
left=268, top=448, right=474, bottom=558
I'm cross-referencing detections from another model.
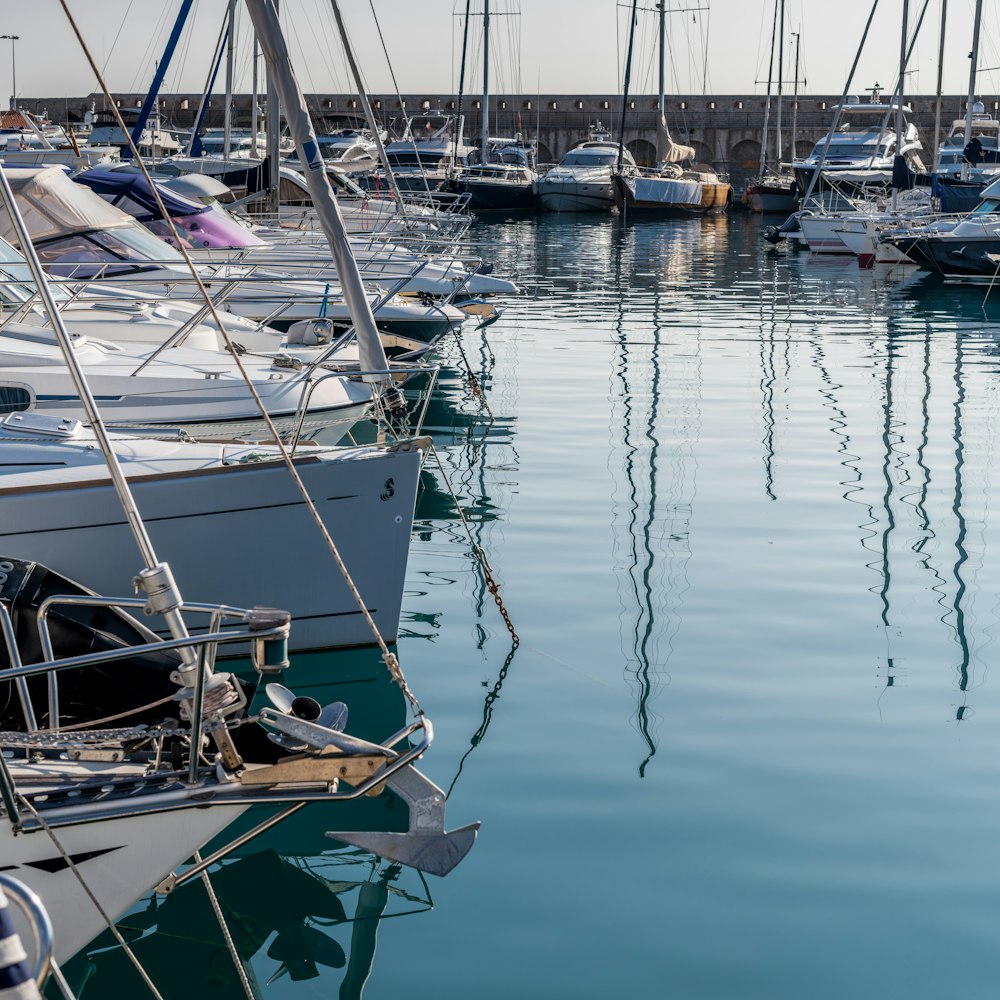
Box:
left=687, top=139, right=713, bottom=166
left=792, top=139, right=814, bottom=159
left=726, top=137, right=763, bottom=186
left=535, top=141, right=555, bottom=165
left=728, top=137, right=762, bottom=171
left=626, top=138, right=656, bottom=167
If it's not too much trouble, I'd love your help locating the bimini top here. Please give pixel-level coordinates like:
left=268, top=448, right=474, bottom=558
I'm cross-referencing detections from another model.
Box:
left=0, top=165, right=128, bottom=242
left=73, top=168, right=265, bottom=251
left=73, top=168, right=206, bottom=222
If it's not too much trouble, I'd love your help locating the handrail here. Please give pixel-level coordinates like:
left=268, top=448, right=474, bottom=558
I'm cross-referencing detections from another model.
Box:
left=0, top=875, right=61, bottom=995
left=287, top=365, right=437, bottom=452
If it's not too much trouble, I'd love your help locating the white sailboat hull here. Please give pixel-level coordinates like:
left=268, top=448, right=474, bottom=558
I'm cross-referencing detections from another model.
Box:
left=0, top=444, right=421, bottom=652
left=4, top=793, right=250, bottom=965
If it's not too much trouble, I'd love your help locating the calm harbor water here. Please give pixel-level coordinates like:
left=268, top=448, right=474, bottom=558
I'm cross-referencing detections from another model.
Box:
left=64, top=214, right=1000, bottom=998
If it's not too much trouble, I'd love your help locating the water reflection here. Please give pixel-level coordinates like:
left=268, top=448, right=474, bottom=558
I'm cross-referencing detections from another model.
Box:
left=66, top=849, right=432, bottom=999
left=608, top=223, right=709, bottom=775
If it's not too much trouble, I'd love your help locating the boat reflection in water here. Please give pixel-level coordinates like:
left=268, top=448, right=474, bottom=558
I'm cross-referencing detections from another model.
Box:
left=778, top=260, right=989, bottom=721
left=608, top=219, right=716, bottom=776
left=65, top=848, right=432, bottom=998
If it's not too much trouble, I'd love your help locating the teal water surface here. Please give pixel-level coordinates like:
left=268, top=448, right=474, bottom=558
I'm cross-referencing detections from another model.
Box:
left=64, top=214, right=1000, bottom=998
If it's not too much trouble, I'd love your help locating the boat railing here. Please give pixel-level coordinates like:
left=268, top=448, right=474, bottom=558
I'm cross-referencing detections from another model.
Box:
left=0, top=594, right=290, bottom=743
left=287, top=368, right=439, bottom=451
left=0, top=873, right=74, bottom=999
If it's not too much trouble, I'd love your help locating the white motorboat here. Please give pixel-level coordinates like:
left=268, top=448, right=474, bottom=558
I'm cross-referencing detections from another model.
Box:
left=793, top=92, right=925, bottom=193
left=76, top=167, right=519, bottom=299
left=0, top=324, right=371, bottom=440
left=536, top=124, right=634, bottom=212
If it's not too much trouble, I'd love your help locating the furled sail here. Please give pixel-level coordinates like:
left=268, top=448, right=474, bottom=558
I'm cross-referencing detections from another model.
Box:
left=656, top=113, right=695, bottom=165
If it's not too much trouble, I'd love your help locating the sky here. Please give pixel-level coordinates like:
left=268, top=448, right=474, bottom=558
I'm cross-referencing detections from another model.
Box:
left=3, top=1, right=997, bottom=103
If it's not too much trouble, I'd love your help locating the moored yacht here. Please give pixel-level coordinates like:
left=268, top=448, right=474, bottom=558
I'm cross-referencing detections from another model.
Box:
left=536, top=124, right=633, bottom=213
left=793, top=92, right=925, bottom=194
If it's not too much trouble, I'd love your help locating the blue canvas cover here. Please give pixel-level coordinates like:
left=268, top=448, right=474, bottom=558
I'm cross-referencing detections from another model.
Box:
left=74, top=169, right=209, bottom=222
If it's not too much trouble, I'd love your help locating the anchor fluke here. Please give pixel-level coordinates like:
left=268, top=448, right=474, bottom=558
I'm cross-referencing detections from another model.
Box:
left=327, top=823, right=480, bottom=877
left=327, top=763, right=479, bottom=876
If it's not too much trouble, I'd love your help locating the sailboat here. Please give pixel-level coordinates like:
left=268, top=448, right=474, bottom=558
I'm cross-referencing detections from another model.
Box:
left=612, top=0, right=730, bottom=216
left=448, top=0, right=539, bottom=212
left=0, top=0, right=479, bottom=970
left=744, top=0, right=799, bottom=213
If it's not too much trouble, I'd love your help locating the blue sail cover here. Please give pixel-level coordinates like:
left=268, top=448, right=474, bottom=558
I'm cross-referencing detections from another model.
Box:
left=73, top=170, right=209, bottom=223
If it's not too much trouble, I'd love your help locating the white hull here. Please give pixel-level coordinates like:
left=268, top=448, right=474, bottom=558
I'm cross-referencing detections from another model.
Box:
left=835, top=219, right=911, bottom=263
left=4, top=789, right=249, bottom=965
left=798, top=214, right=853, bottom=254
left=537, top=184, right=614, bottom=212
left=0, top=443, right=421, bottom=652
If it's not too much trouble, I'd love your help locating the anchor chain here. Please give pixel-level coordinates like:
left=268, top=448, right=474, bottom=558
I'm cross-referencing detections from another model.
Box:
left=430, top=446, right=518, bottom=644
left=452, top=332, right=493, bottom=416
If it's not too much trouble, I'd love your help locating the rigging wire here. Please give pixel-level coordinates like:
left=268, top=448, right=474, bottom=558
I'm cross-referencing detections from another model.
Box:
left=59, top=0, right=424, bottom=718
left=96, top=0, right=137, bottom=92
left=369, top=1, right=408, bottom=132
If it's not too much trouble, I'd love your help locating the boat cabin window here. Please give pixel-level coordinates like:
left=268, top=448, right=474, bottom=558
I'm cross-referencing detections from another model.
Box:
left=970, top=199, right=1000, bottom=215
left=35, top=224, right=185, bottom=277
left=386, top=150, right=450, bottom=170
left=0, top=386, right=31, bottom=415
left=811, top=141, right=882, bottom=159
left=561, top=150, right=618, bottom=167
left=0, top=239, right=68, bottom=303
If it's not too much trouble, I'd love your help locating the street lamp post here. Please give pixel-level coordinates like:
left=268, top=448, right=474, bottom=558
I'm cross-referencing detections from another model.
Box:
left=0, top=36, right=18, bottom=111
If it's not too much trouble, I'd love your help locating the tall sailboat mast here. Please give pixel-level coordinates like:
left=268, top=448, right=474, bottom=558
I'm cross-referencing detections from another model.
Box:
left=223, top=0, right=235, bottom=161
left=961, top=0, right=984, bottom=181
left=775, top=0, right=785, bottom=164
left=481, top=0, right=490, bottom=161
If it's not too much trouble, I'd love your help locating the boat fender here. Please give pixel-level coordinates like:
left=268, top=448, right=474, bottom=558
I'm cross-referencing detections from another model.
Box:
left=0, top=880, right=42, bottom=999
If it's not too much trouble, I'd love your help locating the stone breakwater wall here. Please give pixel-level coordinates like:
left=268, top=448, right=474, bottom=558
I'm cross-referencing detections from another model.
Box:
left=26, top=92, right=990, bottom=188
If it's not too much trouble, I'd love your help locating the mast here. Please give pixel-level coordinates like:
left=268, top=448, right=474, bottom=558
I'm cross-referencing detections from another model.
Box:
left=801, top=0, right=880, bottom=206
left=617, top=0, right=639, bottom=172
left=758, top=0, right=778, bottom=179
left=265, top=0, right=281, bottom=216
left=128, top=0, right=194, bottom=158
left=245, top=0, right=398, bottom=397
left=223, top=0, right=235, bottom=161
left=961, top=0, right=984, bottom=181
left=328, top=0, right=406, bottom=214
left=251, top=33, right=259, bottom=149
left=775, top=0, right=785, bottom=165
left=931, top=0, right=947, bottom=179
left=453, top=0, right=473, bottom=172
left=657, top=0, right=665, bottom=115
left=790, top=30, right=800, bottom=165
left=892, top=0, right=908, bottom=209
left=481, top=0, right=490, bottom=162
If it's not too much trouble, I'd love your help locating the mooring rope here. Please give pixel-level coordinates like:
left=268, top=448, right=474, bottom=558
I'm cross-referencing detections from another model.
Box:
left=430, top=445, right=518, bottom=643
